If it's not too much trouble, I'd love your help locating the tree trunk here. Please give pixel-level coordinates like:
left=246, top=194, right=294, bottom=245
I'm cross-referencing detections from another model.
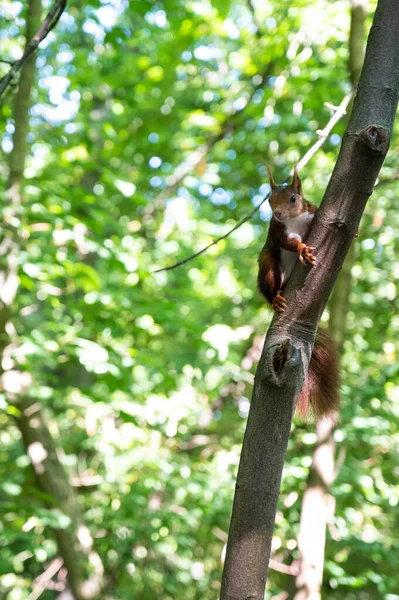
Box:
left=1, top=2, right=103, bottom=598
left=220, top=1, right=399, bottom=597
left=293, top=421, right=336, bottom=600
left=293, top=2, right=368, bottom=598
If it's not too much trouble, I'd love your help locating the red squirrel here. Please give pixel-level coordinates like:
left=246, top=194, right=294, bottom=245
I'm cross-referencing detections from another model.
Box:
left=257, top=166, right=340, bottom=420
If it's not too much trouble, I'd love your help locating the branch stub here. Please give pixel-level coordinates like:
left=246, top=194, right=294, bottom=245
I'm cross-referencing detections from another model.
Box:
left=361, top=125, right=390, bottom=154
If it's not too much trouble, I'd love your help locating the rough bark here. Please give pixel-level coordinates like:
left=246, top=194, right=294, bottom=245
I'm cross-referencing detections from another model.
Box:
left=293, top=3, right=368, bottom=598
left=1, top=2, right=103, bottom=598
left=221, top=1, right=399, bottom=597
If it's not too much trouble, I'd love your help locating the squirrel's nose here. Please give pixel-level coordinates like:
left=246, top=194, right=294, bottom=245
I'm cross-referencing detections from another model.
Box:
left=275, top=210, right=282, bottom=219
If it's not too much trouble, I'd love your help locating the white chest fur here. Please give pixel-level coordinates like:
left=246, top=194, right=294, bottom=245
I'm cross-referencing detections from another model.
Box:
left=280, top=212, right=314, bottom=286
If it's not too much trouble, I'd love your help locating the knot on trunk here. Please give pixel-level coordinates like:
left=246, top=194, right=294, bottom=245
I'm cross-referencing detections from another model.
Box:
left=261, top=339, right=303, bottom=387
left=361, top=126, right=389, bottom=154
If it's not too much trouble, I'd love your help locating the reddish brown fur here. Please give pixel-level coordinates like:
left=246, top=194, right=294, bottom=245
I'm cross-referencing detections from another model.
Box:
left=257, top=248, right=281, bottom=304
left=257, top=175, right=318, bottom=301
left=258, top=167, right=340, bottom=421
left=297, top=329, right=340, bottom=421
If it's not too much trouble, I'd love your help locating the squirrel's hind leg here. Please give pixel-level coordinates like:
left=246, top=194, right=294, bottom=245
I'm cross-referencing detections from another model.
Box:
left=257, top=248, right=282, bottom=306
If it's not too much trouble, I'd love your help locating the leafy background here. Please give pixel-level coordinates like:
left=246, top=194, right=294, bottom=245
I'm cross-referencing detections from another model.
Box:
left=1, top=0, right=399, bottom=598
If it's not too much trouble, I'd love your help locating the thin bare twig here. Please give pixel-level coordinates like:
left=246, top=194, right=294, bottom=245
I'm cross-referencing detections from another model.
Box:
left=153, top=91, right=352, bottom=273
left=271, top=594, right=289, bottom=600
left=71, top=474, right=104, bottom=487
left=0, top=0, right=67, bottom=99
left=296, top=91, right=353, bottom=171
left=29, top=558, right=64, bottom=600
left=153, top=202, right=264, bottom=272
left=269, top=558, right=299, bottom=577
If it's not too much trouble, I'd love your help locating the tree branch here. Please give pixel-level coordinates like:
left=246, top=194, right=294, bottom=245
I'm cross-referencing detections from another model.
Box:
left=0, top=0, right=67, bottom=99
left=153, top=91, right=352, bottom=273
left=220, top=0, right=399, bottom=597
left=295, top=93, right=353, bottom=172
left=1, top=0, right=104, bottom=597
left=152, top=203, right=263, bottom=273
left=294, top=4, right=368, bottom=598
left=269, top=558, right=299, bottom=577
left=29, top=558, right=64, bottom=600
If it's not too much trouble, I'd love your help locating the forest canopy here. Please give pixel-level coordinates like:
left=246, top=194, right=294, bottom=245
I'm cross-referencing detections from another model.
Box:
left=1, top=0, right=399, bottom=599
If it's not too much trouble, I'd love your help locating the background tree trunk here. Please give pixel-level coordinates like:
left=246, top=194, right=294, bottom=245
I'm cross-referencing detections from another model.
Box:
left=293, top=2, right=368, bottom=598
left=1, top=1, right=104, bottom=597
left=221, top=1, right=399, bottom=597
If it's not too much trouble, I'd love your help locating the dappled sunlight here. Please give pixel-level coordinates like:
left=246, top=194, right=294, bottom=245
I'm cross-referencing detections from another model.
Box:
left=1, top=0, right=399, bottom=598
left=202, top=323, right=253, bottom=360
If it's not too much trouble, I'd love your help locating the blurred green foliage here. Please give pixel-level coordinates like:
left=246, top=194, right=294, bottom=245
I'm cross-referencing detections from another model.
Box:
left=1, top=0, right=399, bottom=598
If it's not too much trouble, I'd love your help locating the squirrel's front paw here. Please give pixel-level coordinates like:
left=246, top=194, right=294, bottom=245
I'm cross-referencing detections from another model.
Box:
left=299, top=245, right=317, bottom=266
left=271, top=290, right=287, bottom=313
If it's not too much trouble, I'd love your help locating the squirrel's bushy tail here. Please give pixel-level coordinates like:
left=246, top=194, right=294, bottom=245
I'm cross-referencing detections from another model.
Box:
left=297, top=329, right=340, bottom=421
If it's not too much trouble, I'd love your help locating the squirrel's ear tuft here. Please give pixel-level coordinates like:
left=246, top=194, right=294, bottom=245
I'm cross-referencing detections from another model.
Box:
left=292, top=167, right=302, bottom=195
left=267, top=165, right=276, bottom=190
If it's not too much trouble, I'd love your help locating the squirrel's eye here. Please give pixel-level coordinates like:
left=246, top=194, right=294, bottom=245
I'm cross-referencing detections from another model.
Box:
left=290, top=195, right=296, bottom=203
